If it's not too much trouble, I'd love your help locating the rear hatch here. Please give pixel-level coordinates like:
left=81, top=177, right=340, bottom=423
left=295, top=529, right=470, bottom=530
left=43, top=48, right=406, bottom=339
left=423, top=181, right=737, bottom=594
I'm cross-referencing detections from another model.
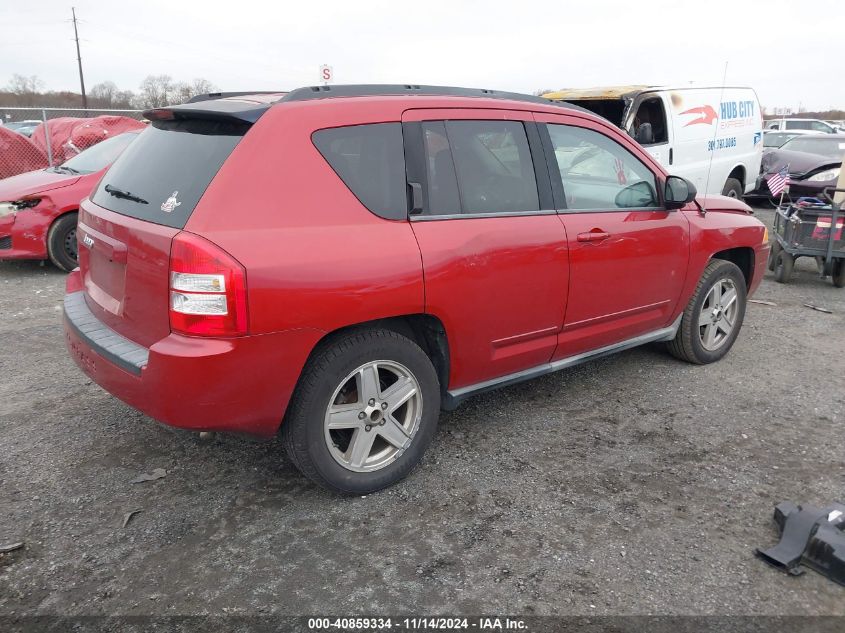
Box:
left=77, top=113, right=254, bottom=347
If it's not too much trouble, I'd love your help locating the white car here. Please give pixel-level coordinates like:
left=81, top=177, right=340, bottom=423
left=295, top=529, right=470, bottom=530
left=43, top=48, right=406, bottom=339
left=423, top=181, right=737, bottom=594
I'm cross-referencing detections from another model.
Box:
left=765, top=118, right=840, bottom=134
left=544, top=85, right=763, bottom=198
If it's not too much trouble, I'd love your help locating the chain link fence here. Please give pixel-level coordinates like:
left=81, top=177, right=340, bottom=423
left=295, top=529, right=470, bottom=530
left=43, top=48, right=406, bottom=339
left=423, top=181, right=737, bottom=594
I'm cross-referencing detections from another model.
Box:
left=0, top=107, right=145, bottom=179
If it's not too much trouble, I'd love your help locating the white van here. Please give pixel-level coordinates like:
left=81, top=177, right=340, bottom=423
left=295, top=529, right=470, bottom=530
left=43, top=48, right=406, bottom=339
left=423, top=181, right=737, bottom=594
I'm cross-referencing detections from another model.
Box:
left=543, top=86, right=763, bottom=198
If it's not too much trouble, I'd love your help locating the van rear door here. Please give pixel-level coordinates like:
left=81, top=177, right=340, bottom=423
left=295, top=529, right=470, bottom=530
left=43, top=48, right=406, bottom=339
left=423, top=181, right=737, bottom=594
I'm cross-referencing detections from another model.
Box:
left=77, top=116, right=252, bottom=347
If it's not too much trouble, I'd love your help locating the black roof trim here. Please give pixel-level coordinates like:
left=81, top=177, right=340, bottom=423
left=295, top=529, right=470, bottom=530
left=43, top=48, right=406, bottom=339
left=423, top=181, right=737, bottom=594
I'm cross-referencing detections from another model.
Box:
left=146, top=85, right=593, bottom=124
left=280, top=84, right=588, bottom=112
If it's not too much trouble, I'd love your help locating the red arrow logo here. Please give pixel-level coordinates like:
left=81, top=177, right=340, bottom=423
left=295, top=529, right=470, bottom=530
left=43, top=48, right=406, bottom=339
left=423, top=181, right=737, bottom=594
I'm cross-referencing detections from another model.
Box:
left=680, top=105, right=718, bottom=126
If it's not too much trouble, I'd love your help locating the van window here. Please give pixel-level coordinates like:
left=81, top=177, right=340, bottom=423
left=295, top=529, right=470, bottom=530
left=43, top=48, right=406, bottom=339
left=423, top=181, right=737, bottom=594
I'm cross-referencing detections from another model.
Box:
left=436, top=120, right=540, bottom=214
left=631, top=98, right=668, bottom=145
left=313, top=123, right=407, bottom=220
left=92, top=119, right=248, bottom=229
left=546, top=124, right=659, bottom=211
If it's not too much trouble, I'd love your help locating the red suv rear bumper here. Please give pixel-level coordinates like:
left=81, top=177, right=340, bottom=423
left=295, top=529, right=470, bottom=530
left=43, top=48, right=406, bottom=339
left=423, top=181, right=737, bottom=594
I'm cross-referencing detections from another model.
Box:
left=63, top=271, right=323, bottom=437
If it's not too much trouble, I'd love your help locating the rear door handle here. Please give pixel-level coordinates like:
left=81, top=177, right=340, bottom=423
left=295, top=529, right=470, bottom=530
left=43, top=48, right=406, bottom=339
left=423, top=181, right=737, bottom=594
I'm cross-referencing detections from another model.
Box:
left=576, top=230, right=610, bottom=243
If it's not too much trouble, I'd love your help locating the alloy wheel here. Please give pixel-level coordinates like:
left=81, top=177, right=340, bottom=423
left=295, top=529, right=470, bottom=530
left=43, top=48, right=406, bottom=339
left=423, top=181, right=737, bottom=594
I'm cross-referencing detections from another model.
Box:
left=323, top=360, right=423, bottom=473
left=698, top=278, right=738, bottom=351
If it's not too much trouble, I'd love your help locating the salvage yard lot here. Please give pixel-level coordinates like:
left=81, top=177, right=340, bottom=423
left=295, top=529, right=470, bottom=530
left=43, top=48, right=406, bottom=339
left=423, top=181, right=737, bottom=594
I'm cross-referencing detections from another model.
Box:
left=0, top=205, right=842, bottom=616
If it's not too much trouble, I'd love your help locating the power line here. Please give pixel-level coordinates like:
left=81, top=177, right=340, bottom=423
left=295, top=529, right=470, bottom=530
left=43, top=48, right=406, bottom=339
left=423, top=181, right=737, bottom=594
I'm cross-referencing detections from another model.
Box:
left=71, top=7, right=87, bottom=109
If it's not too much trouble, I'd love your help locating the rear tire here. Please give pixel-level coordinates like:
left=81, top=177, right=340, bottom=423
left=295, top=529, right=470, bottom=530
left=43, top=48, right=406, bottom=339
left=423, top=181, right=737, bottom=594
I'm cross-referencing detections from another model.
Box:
left=773, top=250, right=794, bottom=284
left=832, top=259, right=845, bottom=288
left=282, top=329, right=440, bottom=495
left=46, top=212, right=78, bottom=272
left=722, top=177, right=743, bottom=199
left=667, top=259, right=747, bottom=364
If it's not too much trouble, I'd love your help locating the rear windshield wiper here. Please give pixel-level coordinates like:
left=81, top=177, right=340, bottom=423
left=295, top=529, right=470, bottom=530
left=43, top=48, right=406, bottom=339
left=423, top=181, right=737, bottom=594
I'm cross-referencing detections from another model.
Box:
left=104, top=184, right=148, bottom=205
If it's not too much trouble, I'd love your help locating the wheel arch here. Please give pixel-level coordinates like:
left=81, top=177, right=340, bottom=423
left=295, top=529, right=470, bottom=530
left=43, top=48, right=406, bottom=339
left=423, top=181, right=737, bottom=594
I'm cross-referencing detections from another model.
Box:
left=727, top=165, right=746, bottom=191
left=711, top=246, right=754, bottom=289
left=49, top=208, right=79, bottom=228
left=304, top=314, right=451, bottom=398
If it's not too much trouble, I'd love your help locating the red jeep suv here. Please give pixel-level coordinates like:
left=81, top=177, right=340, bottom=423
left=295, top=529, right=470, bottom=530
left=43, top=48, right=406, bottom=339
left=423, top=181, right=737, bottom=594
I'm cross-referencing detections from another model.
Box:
left=63, top=86, right=769, bottom=494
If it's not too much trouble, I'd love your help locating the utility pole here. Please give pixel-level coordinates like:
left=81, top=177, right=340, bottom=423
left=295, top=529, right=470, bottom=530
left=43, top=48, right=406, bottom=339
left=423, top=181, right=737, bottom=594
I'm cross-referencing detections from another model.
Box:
left=72, top=7, right=87, bottom=109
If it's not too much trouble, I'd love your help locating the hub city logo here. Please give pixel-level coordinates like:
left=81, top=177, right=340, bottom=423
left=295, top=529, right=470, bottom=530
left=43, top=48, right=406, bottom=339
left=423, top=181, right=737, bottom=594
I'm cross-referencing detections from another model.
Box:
left=681, top=100, right=755, bottom=128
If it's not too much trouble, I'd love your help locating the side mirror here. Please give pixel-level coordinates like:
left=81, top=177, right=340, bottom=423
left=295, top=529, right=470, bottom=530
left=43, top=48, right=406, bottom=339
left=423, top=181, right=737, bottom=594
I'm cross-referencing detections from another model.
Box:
left=635, top=122, right=654, bottom=145
left=615, top=181, right=658, bottom=208
left=664, top=175, right=697, bottom=210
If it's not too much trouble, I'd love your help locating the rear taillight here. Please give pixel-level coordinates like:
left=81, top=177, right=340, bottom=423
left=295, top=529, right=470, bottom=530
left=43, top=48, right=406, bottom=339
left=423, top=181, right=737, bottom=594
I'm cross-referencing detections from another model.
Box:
left=168, top=232, right=248, bottom=337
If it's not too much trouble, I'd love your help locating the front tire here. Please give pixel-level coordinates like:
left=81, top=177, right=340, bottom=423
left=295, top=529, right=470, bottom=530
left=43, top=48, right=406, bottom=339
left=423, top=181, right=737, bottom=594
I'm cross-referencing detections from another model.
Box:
left=46, top=212, right=78, bottom=272
left=667, top=259, right=747, bottom=364
left=282, top=329, right=440, bottom=495
left=722, top=178, right=743, bottom=199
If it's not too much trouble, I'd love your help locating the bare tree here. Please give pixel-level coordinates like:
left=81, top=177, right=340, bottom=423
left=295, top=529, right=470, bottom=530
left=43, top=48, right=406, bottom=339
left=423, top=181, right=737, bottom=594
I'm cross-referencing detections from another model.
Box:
left=5, top=74, right=44, bottom=95
left=90, top=81, right=118, bottom=105
left=3, top=74, right=45, bottom=105
left=0, top=74, right=219, bottom=109
left=89, top=81, right=136, bottom=109
left=137, top=74, right=175, bottom=108
left=135, top=75, right=218, bottom=108
left=190, top=78, right=217, bottom=96
left=173, top=81, right=193, bottom=104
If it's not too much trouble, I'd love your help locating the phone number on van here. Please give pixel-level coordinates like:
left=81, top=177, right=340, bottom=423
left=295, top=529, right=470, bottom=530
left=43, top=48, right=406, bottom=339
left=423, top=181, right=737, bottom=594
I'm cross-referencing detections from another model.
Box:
left=707, top=137, right=737, bottom=151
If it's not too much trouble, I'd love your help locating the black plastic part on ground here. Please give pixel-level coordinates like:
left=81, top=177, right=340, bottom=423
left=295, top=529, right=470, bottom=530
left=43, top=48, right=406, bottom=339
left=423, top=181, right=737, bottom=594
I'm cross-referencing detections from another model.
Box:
left=756, top=501, right=845, bottom=585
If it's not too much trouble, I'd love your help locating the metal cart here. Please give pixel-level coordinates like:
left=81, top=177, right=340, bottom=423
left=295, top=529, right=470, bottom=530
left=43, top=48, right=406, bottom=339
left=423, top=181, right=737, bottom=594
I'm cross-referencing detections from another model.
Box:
left=768, top=187, right=845, bottom=287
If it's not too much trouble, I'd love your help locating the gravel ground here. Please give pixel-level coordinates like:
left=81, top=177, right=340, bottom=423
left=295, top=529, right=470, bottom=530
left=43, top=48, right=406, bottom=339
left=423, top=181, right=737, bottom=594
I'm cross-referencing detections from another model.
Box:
left=0, top=204, right=842, bottom=618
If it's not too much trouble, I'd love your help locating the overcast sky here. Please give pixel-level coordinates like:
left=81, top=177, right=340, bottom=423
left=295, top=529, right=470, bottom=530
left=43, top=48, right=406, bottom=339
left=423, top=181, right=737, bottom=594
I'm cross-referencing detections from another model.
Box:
left=2, top=0, right=841, bottom=112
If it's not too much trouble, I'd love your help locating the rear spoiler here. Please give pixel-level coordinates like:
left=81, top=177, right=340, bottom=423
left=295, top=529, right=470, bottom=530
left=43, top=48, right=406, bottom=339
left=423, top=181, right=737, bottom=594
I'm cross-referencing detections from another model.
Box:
left=145, top=92, right=286, bottom=124
left=144, top=100, right=270, bottom=124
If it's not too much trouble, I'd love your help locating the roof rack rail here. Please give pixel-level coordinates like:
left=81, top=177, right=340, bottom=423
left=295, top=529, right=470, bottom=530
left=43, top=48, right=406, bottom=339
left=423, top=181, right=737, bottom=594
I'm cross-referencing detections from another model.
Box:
left=187, top=91, right=282, bottom=104
left=280, top=84, right=573, bottom=108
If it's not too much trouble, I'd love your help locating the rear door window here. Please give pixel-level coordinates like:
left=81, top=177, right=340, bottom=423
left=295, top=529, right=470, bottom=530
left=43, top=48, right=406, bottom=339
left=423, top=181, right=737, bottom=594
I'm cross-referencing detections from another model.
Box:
left=415, top=120, right=540, bottom=216
left=421, top=121, right=462, bottom=215
left=444, top=120, right=540, bottom=214
left=92, top=118, right=249, bottom=229
left=312, top=123, right=407, bottom=220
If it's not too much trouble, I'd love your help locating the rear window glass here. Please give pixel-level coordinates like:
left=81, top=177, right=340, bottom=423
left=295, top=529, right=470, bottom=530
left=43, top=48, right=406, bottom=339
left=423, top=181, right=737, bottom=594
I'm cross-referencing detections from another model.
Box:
left=312, top=123, right=407, bottom=220
left=91, top=119, right=248, bottom=229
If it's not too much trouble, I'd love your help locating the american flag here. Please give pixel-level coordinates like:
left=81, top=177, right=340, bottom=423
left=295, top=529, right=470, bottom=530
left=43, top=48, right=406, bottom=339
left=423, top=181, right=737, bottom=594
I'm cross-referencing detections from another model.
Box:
left=766, top=165, right=790, bottom=197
